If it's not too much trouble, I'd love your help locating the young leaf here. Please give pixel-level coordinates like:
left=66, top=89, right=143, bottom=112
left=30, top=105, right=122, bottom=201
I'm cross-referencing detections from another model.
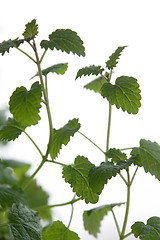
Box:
left=8, top=203, right=41, bottom=240
left=106, top=46, right=127, bottom=70
left=62, top=156, right=99, bottom=203
left=83, top=203, right=125, bottom=237
left=84, top=76, right=106, bottom=94
left=75, top=65, right=104, bottom=79
left=42, top=221, right=79, bottom=240
left=0, top=118, right=25, bottom=141
left=50, top=118, right=80, bottom=160
left=89, top=160, right=132, bottom=194
left=131, top=217, right=160, bottom=240
left=0, top=162, right=17, bottom=185
left=0, top=38, right=24, bottom=55
left=106, top=148, right=127, bottom=162
left=40, top=29, right=85, bottom=57
left=101, top=76, right=141, bottom=114
left=9, top=81, right=42, bottom=126
left=0, top=185, right=26, bottom=208
left=22, top=19, right=38, bottom=40
left=31, top=63, right=68, bottom=79
left=131, top=139, right=160, bottom=180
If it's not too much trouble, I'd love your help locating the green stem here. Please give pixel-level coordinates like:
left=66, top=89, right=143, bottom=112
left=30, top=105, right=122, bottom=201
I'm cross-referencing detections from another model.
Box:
left=17, top=47, right=37, bottom=63
left=22, top=158, right=45, bottom=191
left=120, top=168, right=131, bottom=239
left=130, top=166, right=138, bottom=185
left=67, top=195, right=76, bottom=228
left=40, top=49, right=47, bottom=63
left=24, top=131, right=43, bottom=157
left=123, top=231, right=133, bottom=239
left=46, top=159, right=67, bottom=167
left=106, top=103, right=112, bottom=161
left=78, top=131, right=105, bottom=154
left=34, top=197, right=82, bottom=211
left=111, top=209, right=121, bottom=237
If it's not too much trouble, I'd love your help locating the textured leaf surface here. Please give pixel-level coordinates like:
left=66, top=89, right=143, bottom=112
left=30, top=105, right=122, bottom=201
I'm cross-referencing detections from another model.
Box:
left=106, top=46, right=127, bottom=70
left=62, top=156, right=99, bottom=203
left=23, top=19, right=38, bottom=40
left=50, top=119, right=80, bottom=160
left=131, top=139, right=160, bottom=180
left=8, top=203, right=41, bottom=240
left=131, top=217, right=160, bottom=240
left=0, top=38, right=24, bottom=55
left=83, top=203, right=125, bottom=237
left=89, top=160, right=132, bottom=194
left=40, top=29, right=85, bottom=56
left=75, top=65, right=104, bottom=79
left=0, top=118, right=25, bottom=141
left=31, top=63, right=68, bottom=79
left=42, top=221, right=79, bottom=240
left=101, top=76, right=141, bottom=114
left=0, top=162, right=17, bottom=185
left=106, top=148, right=127, bottom=162
left=0, top=185, right=26, bottom=208
left=9, top=82, right=42, bottom=126
left=84, top=76, right=106, bottom=94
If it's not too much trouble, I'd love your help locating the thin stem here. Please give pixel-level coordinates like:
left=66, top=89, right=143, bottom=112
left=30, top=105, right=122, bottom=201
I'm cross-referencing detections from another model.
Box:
left=111, top=209, right=121, bottom=237
left=106, top=103, right=112, bottom=161
left=22, top=158, right=45, bottom=191
left=119, top=172, right=128, bottom=185
left=67, top=196, right=75, bottom=228
left=40, top=49, right=47, bottom=63
left=120, top=168, right=131, bottom=239
left=16, top=47, right=37, bottom=63
left=120, top=147, right=133, bottom=151
left=123, top=231, right=133, bottom=239
left=130, top=166, right=139, bottom=185
left=78, top=131, right=105, bottom=154
left=46, top=159, right=67, bottom=167
left=24, top=131, right=43, bottom=157
left=34, top=197, right=82, bottom=211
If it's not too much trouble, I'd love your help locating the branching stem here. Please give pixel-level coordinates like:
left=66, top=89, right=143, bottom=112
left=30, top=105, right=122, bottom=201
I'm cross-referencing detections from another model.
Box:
left=17, top=47, right=37, bottom=63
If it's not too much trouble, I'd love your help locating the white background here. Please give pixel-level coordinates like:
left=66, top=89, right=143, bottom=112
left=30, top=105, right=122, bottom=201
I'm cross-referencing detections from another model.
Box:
left=0, top=0, right=160, bottom=239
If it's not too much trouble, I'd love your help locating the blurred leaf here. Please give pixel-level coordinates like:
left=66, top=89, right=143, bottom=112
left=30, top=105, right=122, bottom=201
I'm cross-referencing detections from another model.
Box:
left=83, top=202, right=125, bottom=237
left=131, top=139, right=160, bottom=180
left=131, top=217, right=160, bottom=239
left=0, top=162, right=17, bottom=185
left=0, top=212, right=10, bottom=239
left=106, top=46, right=127, bottom=70
left=42, top=221, right=79, bottom=240
left=62, top=156, right=99, bottom=203
left=9, top=82, right=42, bottom=126
left=101, top=76, right=141, bottom=114
left=106, top=148, right=127, bottom=162
left=0, top=185, right=26, bottom=208
left=41, top=29, right=85, bottom=56
left=8, top=203, right=41, bottom=240
left=31, top=63, right=68, bottom=79
left=0, top=118, right=25, bottom=141
left=84, top=76, right=106, bottom=94
left=23, top=19, right=38, bottom=40
left=50, top=118, right=80, bottom=160
left=75, top=65, right=104, bottom=79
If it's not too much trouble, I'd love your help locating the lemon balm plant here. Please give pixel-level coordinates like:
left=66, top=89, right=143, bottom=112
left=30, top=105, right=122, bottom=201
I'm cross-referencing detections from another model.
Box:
left=0, top=19, right=160, bottom=240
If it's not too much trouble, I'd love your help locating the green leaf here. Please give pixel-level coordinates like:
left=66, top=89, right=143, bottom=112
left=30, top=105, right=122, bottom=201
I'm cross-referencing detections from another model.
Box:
left=62, top=156, right=99, bottom=203
left=101, top=76, right=141, bottom=114
left=8, top=203, right=41, bottom=240
left=84, top=76, right=106, bottom=94
left=31, top=63, right=68, bottom=79
left=40, top=29, right=85, bottom=56
left=131, top=139, right=160, bottom=180
left=83, top=203, right=125, bottom=237
left=89, top=160, right=132, bottom=194
left=0, top=38, right=24, bottom=55
left=75, top=65, right=104, bottom=79
left=0, top=118, right=25, bottom=141
left=42, top=221, right=79, bottom=240
left=22, top=19, right=38, bottom=40
left=50, top=118, right=80, bottom=160
left=106, top=46, right=127, bottom=70
left=131, top=217, right=160, bottom=240
left=9, top=81, right=42, bottom=127
left=106, top=148, right=127, bottom=162
left=0, top=162, right=17, bottom=185
left=0, top=185, right=26, bottom=208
